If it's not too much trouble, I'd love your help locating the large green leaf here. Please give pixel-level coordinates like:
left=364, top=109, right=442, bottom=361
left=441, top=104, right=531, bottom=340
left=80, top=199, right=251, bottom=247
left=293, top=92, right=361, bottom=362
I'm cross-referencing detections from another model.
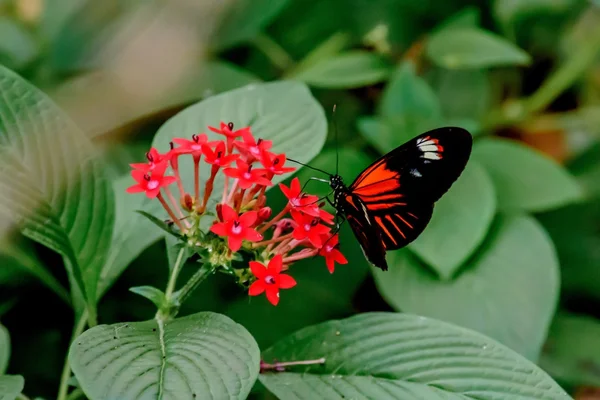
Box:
left=426, top=27, right=531, bottom=69
left=70, top=312, right=259, bottom=400
left=212, top=0, right=291, bottom=50
left=290, top=51, right=391, bottom=89
left=152, top=81, right=326, bottom=210
left=409, top=160, right=496, bottom=279
left=540, top=313, right=600, bottom=388
left=0, top=66, right=114, bottom=313
left=430, top=68, right=490, bottom=123
left=473, top=138, right=583, bottom=212
left=259, top=313, right=569, bottom=399
left=0, top=375, right=24, bottom=400
left=0, top=324, right=8, bottom=374
left=374, top=214, right=559, bottom=360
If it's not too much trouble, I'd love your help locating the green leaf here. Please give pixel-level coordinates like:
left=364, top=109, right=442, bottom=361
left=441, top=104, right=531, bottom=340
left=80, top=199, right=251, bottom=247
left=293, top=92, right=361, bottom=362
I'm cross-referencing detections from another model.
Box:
left=434, top=6, right=481, bottom=31
left=540, top=313, right=600, bottom=388
left=426, top=27, right=531, bottom=69
left=129, top=286, right=166, bottom=309
left=430, top=68, right=490, bottom=122
left=291, top=51, right=391, bottom=89
left=212, top=0, right=291, bottom=50
left=493, top=0, right=576, bottom=34
left=0, top=66, right=115, bottom=314
left=473, top=138, right=583, bottom=212
left=537, top=202, right=600, bottom=300
left=70, top=312, right=260, bottom=400
left=378, top=62, right=441, bottom=120
left=259, top=313, right=569, bottom=399
left=374, top=214, right=559, bottom=360
left=0, top=17, right=39, bottom=70
left=135, top=210, right=182, bottom=239
left=0, top=375, right=24, bottom=400
left=0, top=324, right=9, bottom=374
left=98, top=176, right=162, bottom=297
left=152, top=81, right=327, bottom=204
left=409, top=160, right=496, bottom=279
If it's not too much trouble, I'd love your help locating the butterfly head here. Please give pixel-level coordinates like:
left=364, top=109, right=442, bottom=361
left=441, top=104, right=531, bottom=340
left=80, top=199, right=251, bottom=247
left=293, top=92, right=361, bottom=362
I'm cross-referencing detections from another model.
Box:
left=329, top=174, right=345, bottom=192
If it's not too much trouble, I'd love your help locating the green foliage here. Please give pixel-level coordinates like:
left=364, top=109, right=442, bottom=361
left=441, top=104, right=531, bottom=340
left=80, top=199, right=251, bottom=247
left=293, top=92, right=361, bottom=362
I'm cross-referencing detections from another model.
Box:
left=70, top=312, right=260, bottom=400
left=291, top=51, right=391, bottom=88
left=409, top=161, right=496, bottom=278
left=427, top=27, right=532, bottom=69
left=0, top=17, right=38, bottom=70
left=0, top=324, right=8, bottom=374
left=473, top=138, right=583, bottom=212
left=540, top=313, right=600, bottom=388
left=375, top=214, right=559, bottom=360
left=260, top=313, right=570, bottom=399
left=0, top=375, right=24, bottom=400
left=129, top=286, right=167, bottom=309
left=0, top=65, right=114, bottom=319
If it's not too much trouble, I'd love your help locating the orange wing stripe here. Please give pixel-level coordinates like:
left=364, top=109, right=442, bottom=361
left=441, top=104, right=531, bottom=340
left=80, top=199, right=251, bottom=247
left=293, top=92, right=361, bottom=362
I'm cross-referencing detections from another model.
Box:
left=385, top=215, right=406, bottom=239
left=397, top=214, right=414, bottom=229
left=366, top=202, right=407, bottom=210
left=352, top=160, right=399, bottom=190
left=375, top=216, right=397, bottom=245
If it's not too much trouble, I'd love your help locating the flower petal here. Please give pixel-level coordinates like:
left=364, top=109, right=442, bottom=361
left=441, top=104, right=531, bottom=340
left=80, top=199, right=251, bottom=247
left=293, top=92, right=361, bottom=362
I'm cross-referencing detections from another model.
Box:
left=220, top=204, right=237, bottom=222
left=228, top=236, right=243, bottom=252
left=146, top=188, right=161, bottom=198
left=249, top=261, right=267, bottom=279
left=248, top=281, right=266, bottom=296
left=239, top=211, right=257, bottom=227
left=266, top=287, right=280, bottom=306
left=268, top=254, right=283, bottom=274
left=209, top=222, right=229, bottom=236
left=244, top=229, right=263, bottom=242
left=126, top=184, right=145, bottom=193
left=334, top=250, right=348, bottom=265
left=278, top=274, right=297, bottom=289
left=325, top=257, right=335, bottom=274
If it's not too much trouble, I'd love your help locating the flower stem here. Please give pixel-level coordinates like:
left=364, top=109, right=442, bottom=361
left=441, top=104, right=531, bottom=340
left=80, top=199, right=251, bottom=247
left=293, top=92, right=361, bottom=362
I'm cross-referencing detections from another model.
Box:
left=158, top=192, right=185, bottom=232
left=165, top=247, right=186, bottom=299
left=259, top=206, right=290, bottom=233
left=194, top=156, right=200, bottom=202
left=174, top=263, right=215, bottom=306
left=253, top=232, right=293, bottom=248
left=56, top=311, right=88, bottom=400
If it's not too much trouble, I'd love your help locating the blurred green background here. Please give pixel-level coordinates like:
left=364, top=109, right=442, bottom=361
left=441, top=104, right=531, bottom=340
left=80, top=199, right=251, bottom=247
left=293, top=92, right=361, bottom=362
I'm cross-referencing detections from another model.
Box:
left=2, top=0, right=600, bottom=398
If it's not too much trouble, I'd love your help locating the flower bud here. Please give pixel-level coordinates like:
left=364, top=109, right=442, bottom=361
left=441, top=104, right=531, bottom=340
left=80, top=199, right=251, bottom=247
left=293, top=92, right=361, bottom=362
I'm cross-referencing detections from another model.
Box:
left=258, top=207, right=272, bottom=222
left=181, top=193, right=194, bottom=211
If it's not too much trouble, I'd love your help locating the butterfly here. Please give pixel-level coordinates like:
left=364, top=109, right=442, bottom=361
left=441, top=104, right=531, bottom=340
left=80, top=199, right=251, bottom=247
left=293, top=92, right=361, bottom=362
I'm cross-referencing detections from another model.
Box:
left=324, top=127, right=472, bottom=271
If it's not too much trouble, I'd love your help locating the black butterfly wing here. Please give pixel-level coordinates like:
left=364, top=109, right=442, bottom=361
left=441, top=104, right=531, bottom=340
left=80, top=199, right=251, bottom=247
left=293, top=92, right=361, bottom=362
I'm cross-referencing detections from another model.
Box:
left=349, top=127, right=472, bottom=253
left=338, top=193, right=389, bottom=270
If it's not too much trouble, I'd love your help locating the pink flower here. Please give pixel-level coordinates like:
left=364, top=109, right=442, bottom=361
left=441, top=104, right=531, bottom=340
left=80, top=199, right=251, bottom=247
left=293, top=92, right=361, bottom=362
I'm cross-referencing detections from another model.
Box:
left=203, top=141, right=239, bottom=167
left=261, top=152, right=295, bottom=176
left=248, top=255, right=296, bottom=306
left=224, top=159, right=272, bottom=189
left=234, top=130, right=272, bottom=160
left=126, top=161, right=177, bottom=198
left=318, top=234, right=348, bottom=273
left=210, top=204, right=263, bottom=251
left=290, top=210, right=331, bottom=247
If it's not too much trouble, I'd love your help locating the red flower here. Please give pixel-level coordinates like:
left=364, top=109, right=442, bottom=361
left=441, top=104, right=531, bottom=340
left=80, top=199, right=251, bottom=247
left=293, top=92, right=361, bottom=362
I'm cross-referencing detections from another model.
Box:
left=210, top=204, right=263, bottom=251
left=318, top=234, right=348, bottom=273
left=203, top=141, right=239, bottom=167
left=290, top=210, right=331, bottom=247
left=173, top=133, right=209, bottom=159
left=234, top=130, right=272, bottom=160
left=208, top=122, right=250, bottom=152
left=126, top=160, right=177, bottom=198
left=279, top=178, right=320, bottom=218
left=224, top=159, right=272, bottom=189
left=248, top=255, right=296, bottom=306
left=130, top=147, right=171, bottom=172
left=261, top=152, right=295, bottom=176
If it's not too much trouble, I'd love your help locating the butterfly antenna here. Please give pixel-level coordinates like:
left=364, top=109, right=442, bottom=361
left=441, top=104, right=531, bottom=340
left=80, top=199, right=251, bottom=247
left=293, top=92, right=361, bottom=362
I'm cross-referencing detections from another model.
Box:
left=286, top=158, right=332, bottom=177
left=333, top=104, right=339, bottom=175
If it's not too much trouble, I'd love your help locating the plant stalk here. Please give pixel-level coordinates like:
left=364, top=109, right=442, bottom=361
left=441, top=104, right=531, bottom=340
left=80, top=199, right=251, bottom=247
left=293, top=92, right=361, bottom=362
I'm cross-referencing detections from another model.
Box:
left=174, top=263, right=215, bottom=306
left=56, top=311, right=88, bottom=400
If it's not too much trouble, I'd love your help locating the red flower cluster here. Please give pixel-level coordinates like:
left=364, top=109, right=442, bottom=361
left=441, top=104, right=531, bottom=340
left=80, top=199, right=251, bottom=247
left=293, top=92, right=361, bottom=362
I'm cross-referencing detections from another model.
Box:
left=127, top=122, right=347, bottom=305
